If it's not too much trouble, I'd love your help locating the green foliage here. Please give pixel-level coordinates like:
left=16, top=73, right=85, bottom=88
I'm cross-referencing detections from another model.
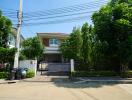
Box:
left=110, top=0, right=132, bottom=5
left=0, top=10, right=12, bottom=48
left=60, top=0, right=132, bottom=73
left=81, top=23, right=90, bottom=63
left=92, top=0, right=132, bottom=72
left=19, top=52, right=27, bottom=60
left=21, top=36, right=44, bottom=59
left=71, top=71, right=118, bottom=77
left=121, top=70, right=132, bottom=78
left=0, top=10, right=16, bottom=66
left=0, top=47, right=16, bottom=63
left=26, top=69, right=35, bottom=78
left=60, top=27, right=82, bottom=60
left=81, top=23, right=95, bottom=68
left=0, top=72, right=9, bottom=79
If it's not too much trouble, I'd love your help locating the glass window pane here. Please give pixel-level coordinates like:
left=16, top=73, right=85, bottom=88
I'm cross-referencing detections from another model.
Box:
left=49, top=38, right=60, bottom=46
left=54, top=39, right=58, bottom=44
left=49, top=39, right=54, bottom=44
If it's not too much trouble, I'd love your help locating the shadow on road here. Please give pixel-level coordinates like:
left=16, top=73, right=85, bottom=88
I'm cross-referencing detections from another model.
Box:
left=20, top=71, right=132, bottom=88
left=21, top=76, right=121, bottom=89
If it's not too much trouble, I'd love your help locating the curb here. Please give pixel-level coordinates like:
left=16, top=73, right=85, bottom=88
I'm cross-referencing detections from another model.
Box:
left=0, top=80, right=19, bottom=84
left=74, top=80, right=132, bottom=84
left=72, top=77, right=132, bottom=84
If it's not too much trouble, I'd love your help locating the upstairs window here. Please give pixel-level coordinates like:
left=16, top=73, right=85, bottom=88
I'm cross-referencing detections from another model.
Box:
left=49, top=38, right=60, bottom=46
left=8, top=34, right=16, bottom=46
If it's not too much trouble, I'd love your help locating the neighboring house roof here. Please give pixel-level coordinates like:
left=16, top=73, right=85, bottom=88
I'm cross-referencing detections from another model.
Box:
left=37, top=32, right=69, bottom=39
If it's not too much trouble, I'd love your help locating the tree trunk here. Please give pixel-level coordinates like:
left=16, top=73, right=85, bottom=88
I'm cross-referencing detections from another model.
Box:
left=120, top=64, right=128, bottom=73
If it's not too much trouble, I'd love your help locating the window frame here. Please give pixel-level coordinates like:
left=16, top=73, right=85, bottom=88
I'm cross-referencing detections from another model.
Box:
left=49, top=38, right=60, bottom=47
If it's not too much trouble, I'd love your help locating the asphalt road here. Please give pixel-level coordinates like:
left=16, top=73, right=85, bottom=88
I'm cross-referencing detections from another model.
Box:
left=0, top=81, right=132, bottom=100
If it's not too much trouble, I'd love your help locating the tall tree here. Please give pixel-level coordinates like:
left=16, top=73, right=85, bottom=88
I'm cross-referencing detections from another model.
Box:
left=92, top=0, right=132, bottom=72
left=81, top=23, right=95, bottom=64
left=81, top=23, right=95, bottom=68
left=0, top=10, right=12, bottom=47
left=0, top=10, right=16, bottom=65
left=60, top=27, right=82, bottom=60
left=81, top=23, right=89, bottom=63
left=21, top=36, right=44, bottom=59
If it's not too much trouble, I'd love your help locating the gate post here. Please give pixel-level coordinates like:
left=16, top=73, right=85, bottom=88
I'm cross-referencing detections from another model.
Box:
left=70, top=59, right=74, bottom=72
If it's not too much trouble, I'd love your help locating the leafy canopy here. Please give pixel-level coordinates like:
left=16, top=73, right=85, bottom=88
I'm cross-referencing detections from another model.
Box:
left=60, top=27, right=82, bottom=60
left=21, top=36, right=44, bottom=59
left=92, top=0, right=132, bottom=70
left=0, top=10, right=16, bottom=64
left=0, top=10, right=12, bottom=47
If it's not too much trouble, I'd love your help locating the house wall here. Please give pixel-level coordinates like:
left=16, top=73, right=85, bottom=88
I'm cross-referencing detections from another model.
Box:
left=8, top=28, right=24, bottom=48
left=8, top=33, right=16, bottom=48
left=41, top=36, right=67, bottom=63
left=44, top=54, right=62, bottom=63
left=42, top=38, right=64, bottom=47
left=43, top=38, right=49, bottom=46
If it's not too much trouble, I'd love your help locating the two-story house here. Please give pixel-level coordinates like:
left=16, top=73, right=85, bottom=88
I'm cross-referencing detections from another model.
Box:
left=37, top=33, right=69, bottom=63
left=8, top=27, right=24, bottom=48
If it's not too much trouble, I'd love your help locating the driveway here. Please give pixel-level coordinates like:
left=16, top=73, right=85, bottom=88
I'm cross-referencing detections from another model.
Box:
left=0, top=78, right=132, bottom=100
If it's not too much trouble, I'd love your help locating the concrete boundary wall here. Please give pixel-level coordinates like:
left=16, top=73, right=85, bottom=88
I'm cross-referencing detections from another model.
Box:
left=19, top=60, right=37, bottom=76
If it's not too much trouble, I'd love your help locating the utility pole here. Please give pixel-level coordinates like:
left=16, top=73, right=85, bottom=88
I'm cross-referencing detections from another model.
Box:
left=13, top=0, right=23, bottom=68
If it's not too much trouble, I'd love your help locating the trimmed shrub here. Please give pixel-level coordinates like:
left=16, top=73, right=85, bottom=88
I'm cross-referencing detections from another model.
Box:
left=26, top=69, right=35, bottom=78
left=0, top=47, right=17, bottom=63
left=121, top=70, right=132, bottom=78
left=71, top=71, right=118, bottom=77
left=0, top=72, right=9, bottom=79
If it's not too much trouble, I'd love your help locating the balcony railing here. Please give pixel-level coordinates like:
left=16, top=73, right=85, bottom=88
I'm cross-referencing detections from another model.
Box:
left=44, top=46, right=60, bottom=54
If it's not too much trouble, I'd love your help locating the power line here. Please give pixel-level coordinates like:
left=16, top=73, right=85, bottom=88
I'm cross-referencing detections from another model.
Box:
left=23, top=4, right=103, bottom=19
left=11, top=10, right=92, bottom=24
left=2, top=0, right=108, bottom=20
left=23, top=0, right=107, bottom=15
left=2, top=11, right=17, bottom=14
left=3, top=0, right=107, bottom=18
left=9, top=9, right=96, bottom=22
left=23, top=1, right=107, bottom=18
left=3, top=2, right=107, bottom=23
left=0, top=9, right=17, bottom=12
left=21, top=15, right=91, bottom=26
left=2, top=0, right=108, bottom=26
left=23, top=10, right=95, bottom=21
left=3, top=14, right=17, bottom=18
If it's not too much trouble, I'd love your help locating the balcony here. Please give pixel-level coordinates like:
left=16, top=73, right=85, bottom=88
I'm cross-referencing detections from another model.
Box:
left=44, top=46, right=60, bottom=54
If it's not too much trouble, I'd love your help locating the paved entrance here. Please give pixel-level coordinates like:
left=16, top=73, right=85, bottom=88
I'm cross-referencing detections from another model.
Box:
left=22, top=74, right=69, bottom=82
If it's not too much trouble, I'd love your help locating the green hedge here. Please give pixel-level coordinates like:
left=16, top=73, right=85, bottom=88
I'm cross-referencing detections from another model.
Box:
left=26, top=69, right=35, bottom=78
left=121, top=70, right=132, bottom=78
left=71, top=71, right=119, bottom=77
left=0, top=72, right=9, bottom=79
left=0, top=47, right=16, bottom=63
